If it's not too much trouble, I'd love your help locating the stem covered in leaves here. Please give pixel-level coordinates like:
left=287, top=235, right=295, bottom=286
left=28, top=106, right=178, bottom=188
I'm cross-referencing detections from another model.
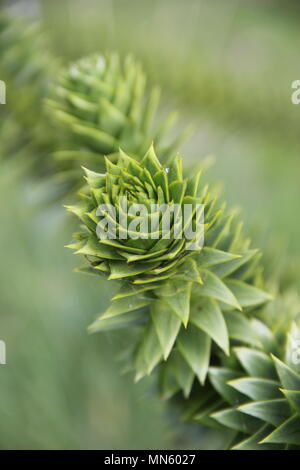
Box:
left=60, top=53, right=300, bottom=450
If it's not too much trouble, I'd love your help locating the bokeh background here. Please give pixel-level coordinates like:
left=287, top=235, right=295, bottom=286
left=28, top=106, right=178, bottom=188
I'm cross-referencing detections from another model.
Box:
left=1, top=0, right=299, bottom=449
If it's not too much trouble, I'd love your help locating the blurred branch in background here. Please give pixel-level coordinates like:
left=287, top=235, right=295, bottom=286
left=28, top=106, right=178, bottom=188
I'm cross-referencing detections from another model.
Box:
left=0, top=1, right=58, bottom=175
left=38, top=0, right=300, bottom=259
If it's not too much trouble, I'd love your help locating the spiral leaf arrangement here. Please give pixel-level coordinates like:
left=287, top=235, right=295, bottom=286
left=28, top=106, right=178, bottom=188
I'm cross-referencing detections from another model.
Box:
left=66, top=142, right=272, bottom=385
left=0, top=4, right=298, bottom=452
left=204, top=290, right=300, bottom=449
left=53, top=52, right=299, bottom=449
left=46, top=54, right=191, bottom=189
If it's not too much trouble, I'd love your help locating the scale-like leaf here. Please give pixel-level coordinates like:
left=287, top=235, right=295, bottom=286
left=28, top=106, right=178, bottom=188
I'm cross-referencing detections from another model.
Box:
left=151, top=300, right=181, bottom=360
left=229, top=377, right=281, bottom=401
left=211, top=408, right=261, bottom=434
left=212, top=249, right=258, bottom=279
left=108, top=260, right=159, bottom=279
left=89, top=310, right=146, bottom=332
left=162, top=281, right=192, bottom=327
left=232, top=425, right=281, bottom=450
left=196, top=247, right=239, bottom=269
left=225, top=280, right=272, bottom=308
left=177, top=325, right=211, bottom=384
left=239, top=399, right=290, bottom=427
left=261, top=415, right=300, bottom=446
left=272, top=356, right=300, bottom=391
left=98, top=294, right=151, bottom=320
left=209, top=367, right=245, bottom=405
left=190, top=299, right=229, bottom=354
left=234, top=348, right=277, bottom=380
left=134, top=324, right=163, bottom=379
left=195, top=270, right=241, bottom=310
left=224, top=311, right=262, bottom=348
left=281, top=389, right=300, bottom=413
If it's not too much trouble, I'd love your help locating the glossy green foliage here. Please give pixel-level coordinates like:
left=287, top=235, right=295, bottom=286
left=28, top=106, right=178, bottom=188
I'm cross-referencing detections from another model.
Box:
left=66, top=145, right=271, bottom=387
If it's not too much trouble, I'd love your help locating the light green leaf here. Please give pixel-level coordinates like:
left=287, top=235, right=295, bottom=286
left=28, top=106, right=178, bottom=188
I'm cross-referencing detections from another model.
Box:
left=209, top=367, right=245, bottom=405
left=134, top=324, right=163, bottom=380
left=177, top=325, right=211, bottom=384
left=159, top=363, right=181, bottom=400
left=280, top=389, right=300, bottom=413
left=211, top=408, right=261, bottom=434
left=190, top=299, right=229, bottom=354
left=195, top=269, right=241, bottom=311
left=229, top=377, right=281, bottom=401
left=75, top=266, right=103, bottom=277
left=169, top=351, right=195, bottom=398
left=195, top=247, right=240, bottom=269
left=76, top=237, right=123, bottom=260
left=174, top=258, right=202, bottom=283
left=225, top=280, right=272, bottom=308
left=88, top=310, right=147, bottom=332
left=108, top=260, right=159, bottom=279
left=151, top=300, right=181, bottom=360
left=232, top=424, right=281, bottom=450
left=212, top=249, right=258, bottom=278
left=98, top=295, right=151, bottom=320
left=224, top=311, right=262, bottom=348
left=261, top=415, right=300, bottom=446
left=234, top=348, right=277, bottom=380
left=239, top=399, right=290, bottom=427
left=272, top=355, right=300, bottom=391
left=72, top=123, right=116, bottom=153
left=111, top=283, right=155, bottom=300
left=160, top=281, right=192, bottom=327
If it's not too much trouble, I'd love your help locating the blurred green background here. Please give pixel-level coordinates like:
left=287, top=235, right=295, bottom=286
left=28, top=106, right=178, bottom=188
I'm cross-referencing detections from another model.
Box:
left=1, top=0, right=299, bottom=449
